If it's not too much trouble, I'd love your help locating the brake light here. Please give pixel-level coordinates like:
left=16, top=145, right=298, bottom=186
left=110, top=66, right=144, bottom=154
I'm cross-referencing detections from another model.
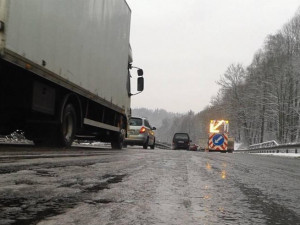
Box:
left=139, top=126, right=146, bottom=133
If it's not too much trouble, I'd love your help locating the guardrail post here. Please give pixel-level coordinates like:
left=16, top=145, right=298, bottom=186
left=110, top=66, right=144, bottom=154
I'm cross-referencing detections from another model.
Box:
left=277, top=150, right=279, bottom=153
left=286, top=149, right=288, bottom=153
left=295, top=149, right=297, bottom=154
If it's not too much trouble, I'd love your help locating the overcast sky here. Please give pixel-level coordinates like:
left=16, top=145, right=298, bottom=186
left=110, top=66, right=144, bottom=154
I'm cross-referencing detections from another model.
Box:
left=126, top=0, right=300, bottom=113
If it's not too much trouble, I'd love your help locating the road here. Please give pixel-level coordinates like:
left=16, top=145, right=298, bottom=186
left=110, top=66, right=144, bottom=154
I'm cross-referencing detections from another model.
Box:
left=0, top=145, right=299, bottom=225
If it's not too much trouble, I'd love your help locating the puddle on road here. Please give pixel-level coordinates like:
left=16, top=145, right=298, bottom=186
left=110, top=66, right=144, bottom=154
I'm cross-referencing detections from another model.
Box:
left=0, top=159, right=110, bottom=175
left=237, top=182, right=300, bottom=224
left=14, top=179, right=37, bottom=185
left=0, top=159, right=18, bottom=163
left=85, top=199, right=113, bottom=205
left=0, top=196, right=78, bottom=225
left=0, top=197, right=27, bottom=208
left=0, top=174, right=127, bottom=225
left=106, top=174, right=126, bottom=184
left=83, top=174, right=126, bottom=193
left=35, top=169, right=57, bottom=177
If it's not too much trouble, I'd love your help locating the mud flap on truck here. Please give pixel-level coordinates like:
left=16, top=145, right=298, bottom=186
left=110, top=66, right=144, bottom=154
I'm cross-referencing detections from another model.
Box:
left=32, top=81, right=56, bottom=115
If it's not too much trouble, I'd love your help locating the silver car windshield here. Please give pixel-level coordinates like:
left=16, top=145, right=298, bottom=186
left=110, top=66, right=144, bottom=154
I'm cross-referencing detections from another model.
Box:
left=129, top=118, right=142, bottom=126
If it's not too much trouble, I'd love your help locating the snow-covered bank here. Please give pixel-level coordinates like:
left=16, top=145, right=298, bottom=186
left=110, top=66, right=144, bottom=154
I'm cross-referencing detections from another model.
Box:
left=252, top=153, right=300, bottom=158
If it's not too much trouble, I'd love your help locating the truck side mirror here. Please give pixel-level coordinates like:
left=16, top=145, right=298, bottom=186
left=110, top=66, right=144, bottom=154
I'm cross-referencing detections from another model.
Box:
left=137, top=77, right=144, bottom=92
left=137, top=69, right=143, bottom=76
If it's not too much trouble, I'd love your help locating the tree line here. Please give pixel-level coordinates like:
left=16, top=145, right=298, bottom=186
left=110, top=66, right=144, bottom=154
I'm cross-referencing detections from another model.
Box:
left=214, top=8, right=300, bottom=146
left=136, top=8, right=300, bottom=148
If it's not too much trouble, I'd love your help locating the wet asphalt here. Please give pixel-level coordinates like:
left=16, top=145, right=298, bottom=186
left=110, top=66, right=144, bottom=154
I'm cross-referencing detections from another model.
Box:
left=0, top=146, right=299, bottom=225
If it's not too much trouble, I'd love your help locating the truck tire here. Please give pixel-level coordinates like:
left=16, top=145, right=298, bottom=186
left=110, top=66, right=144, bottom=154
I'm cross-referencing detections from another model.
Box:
left=111, top=131, right=124, bottom=150
left=58, top=104, right=77, bottom=147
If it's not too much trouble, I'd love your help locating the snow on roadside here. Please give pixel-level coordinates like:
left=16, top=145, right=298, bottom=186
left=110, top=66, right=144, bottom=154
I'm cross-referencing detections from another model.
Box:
left=252, top=153, right=300, bottom=158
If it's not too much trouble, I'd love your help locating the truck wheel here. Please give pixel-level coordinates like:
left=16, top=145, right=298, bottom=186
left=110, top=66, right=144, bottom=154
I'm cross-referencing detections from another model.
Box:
left=58, top=104, right=76, bottom=147
left=111, top=130, right=124, bottom=150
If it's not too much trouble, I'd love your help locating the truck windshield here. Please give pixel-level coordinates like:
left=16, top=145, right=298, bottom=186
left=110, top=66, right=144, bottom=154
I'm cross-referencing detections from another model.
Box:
left=129, top=118, right=142, bottom=126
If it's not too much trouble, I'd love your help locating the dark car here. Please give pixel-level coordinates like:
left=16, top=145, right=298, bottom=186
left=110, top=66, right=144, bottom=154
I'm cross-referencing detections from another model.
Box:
left=172, top=133, right=190, bottom=150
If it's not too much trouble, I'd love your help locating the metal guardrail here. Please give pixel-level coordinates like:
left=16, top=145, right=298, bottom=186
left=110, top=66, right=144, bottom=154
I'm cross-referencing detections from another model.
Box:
left=155, top=142, right=171, bottom=150
left=249, top=140, right=278, bottom=149
left=237, top=143, right=300, bottom=154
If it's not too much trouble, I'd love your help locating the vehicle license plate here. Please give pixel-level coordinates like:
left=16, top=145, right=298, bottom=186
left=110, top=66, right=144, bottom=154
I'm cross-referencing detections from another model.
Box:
left=178, top=141, right=184, bottom=143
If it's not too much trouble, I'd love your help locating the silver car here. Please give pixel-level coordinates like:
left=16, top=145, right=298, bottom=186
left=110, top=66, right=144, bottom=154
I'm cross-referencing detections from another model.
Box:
left=125, top=117, right=156, bottom=149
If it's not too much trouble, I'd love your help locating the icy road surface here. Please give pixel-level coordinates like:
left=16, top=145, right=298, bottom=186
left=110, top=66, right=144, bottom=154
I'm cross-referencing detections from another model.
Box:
left=0, top=146, right=299, bottom=225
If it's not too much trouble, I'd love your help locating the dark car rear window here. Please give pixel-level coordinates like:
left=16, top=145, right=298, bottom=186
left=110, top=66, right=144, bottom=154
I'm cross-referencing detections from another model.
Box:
left=173, top=133, right=189, bottom=140
left=129, top=118, right=143, bottom=126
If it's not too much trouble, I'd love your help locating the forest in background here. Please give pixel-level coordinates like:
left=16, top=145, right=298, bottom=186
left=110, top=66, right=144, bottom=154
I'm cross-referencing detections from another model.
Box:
left=134, top=8, right=300, bottom=148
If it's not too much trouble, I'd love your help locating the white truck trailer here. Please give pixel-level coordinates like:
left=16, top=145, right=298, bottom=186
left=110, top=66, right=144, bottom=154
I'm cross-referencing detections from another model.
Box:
left=0, top=0, right=144, bottom=148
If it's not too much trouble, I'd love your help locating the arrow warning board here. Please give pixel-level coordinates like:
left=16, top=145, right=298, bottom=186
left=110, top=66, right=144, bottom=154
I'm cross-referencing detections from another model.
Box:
left=209, top=120, right=229, bottom=133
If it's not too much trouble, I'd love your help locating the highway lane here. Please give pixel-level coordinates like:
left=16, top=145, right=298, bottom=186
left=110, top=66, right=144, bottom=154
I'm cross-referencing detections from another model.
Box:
left=0, top=146, right=299, bottom=225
